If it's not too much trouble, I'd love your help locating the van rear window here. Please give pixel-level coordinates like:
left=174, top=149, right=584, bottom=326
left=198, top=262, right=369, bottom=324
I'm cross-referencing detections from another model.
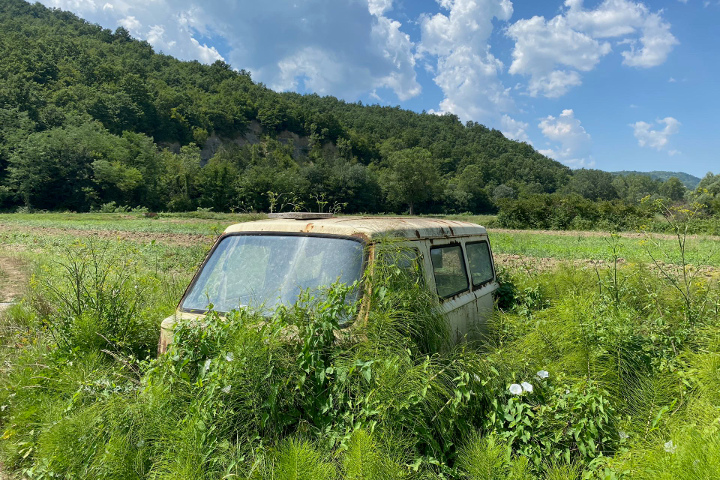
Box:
left=430, top=245, right=469, bottom=298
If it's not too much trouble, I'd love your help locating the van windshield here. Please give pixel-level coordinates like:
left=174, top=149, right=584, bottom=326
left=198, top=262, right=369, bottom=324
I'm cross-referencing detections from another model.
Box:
left=181, top=234, right=365, bottom=314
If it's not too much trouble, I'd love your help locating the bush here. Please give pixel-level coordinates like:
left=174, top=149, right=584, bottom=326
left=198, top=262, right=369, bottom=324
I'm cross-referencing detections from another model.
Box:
left=29, top=239, right=167, bottom=358
left=97, top=201, right=131, bottom=213
left=497, top=193, right=656, bottom=231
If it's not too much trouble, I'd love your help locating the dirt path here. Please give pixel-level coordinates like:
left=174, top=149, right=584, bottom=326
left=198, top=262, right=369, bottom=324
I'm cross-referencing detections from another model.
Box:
left=489, top=227, right=720, bottom=242
left=0, top=224, right=216, bottom=247
left=495, top=253, right=720, bottom=278
left=0, top=256, right=28, bottom=303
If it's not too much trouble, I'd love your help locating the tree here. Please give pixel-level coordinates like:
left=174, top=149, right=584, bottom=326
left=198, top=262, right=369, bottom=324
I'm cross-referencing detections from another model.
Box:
left=444, top=164, right=493, bottom=213
left=563, top=169, right=618, bottom=201
left=659, top=177, right=686, bottom=202
left=160, top=143, right=202, bottom=211
left=0, top=108, right=35, bottom=193
left=7, top=122, right=123, bottom=210
left=613, top=174, right=661, bottom=203
left=197, top=157, right=240, bottom=211
left=693, top=173, right=720, bottom=213
left=381, top=147, right=442, bottom=215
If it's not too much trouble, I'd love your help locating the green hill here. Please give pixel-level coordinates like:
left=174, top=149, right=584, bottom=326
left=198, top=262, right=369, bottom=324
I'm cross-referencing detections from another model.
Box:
left=612, top=171, right=701, bottom=190
left=0, top=0, right=573, bottom=214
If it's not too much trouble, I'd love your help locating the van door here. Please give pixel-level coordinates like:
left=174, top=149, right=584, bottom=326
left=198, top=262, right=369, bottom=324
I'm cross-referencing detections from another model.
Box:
left=425, top=240, right=472, bottom=343
left=424, top=237, right=497, bottom=344
left=464, top=238, right=498, bottom=341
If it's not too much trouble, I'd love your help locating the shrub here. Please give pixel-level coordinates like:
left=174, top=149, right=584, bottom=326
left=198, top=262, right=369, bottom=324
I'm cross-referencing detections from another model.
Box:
left=29, top=239, right=167, bottom=358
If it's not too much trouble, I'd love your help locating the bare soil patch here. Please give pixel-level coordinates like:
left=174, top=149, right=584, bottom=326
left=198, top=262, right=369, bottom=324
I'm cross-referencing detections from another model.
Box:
left=489, top=228, right=720, bottom=242
left=494, top=253, right=621, bottom=273
left=0, top=224, right=216, bottom=247
left=0, top=255, right=28, bottom=302
left=495, top=253, right=720, bottom=279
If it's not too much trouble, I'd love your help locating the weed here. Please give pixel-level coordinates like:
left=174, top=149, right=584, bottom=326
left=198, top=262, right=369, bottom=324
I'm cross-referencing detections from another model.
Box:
left=1, top=217, right=720, bottom=479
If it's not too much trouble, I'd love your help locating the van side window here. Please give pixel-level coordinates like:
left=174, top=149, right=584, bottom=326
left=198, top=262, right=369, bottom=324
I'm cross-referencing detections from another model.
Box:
left=430, top=245, right=469, bottom=298
left=466, top=241, right=494, bottom=287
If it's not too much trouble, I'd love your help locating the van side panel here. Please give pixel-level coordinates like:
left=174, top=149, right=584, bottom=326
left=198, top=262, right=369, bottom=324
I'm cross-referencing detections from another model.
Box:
left=422, top=235, right=497, bottom=344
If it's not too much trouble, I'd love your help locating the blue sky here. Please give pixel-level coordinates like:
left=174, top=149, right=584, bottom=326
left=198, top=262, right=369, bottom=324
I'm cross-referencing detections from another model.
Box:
left=38, top=0, right=719, bottom=177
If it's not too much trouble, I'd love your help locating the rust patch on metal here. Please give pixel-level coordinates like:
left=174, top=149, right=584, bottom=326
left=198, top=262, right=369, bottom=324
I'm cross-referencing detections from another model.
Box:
left=351, top=232, right=370, bottom=242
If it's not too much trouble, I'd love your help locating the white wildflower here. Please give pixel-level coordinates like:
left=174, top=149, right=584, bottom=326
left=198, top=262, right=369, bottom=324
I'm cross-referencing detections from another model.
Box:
left=473, top=374, right=482, bottom=382
left=203, top=359, right=211, bottom=372
left=536, top=370, right=549, bottom=379
left=521, top=382, right=533, bottom=393
left=225, top=352, right=234, bottom=362
left=509, top=384, right=523, bottom=395
left=222, top=385, right=232, bottom=394
left=619, top=431, right=628, bottom=440
left=664, top=440, right=676, bottom=454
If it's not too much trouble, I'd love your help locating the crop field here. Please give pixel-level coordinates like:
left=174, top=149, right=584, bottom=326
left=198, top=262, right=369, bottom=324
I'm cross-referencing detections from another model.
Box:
left=1, top=213, right=719, bottom=479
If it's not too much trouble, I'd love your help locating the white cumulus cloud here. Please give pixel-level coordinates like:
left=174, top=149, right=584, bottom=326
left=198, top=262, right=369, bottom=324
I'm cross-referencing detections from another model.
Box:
left=631, top=117, right=680, bottom=150
left=189, top=37, right=224, bottom=64
left=118, top=15, right=141, bottom=34
left=368, top=0, right=393, bottom=16
left=507, top=15, right=611, bottom=97
left=419, top=0, right=514, bottom=123
left=36, top=0, right=420, bottom=102
left=538, top=109, right=594, bottom=167
left=508, top=0, right=678, bottom=97
left=619, top=12, right=678, bottom=67
left=501, top=115, right=531, bottom=144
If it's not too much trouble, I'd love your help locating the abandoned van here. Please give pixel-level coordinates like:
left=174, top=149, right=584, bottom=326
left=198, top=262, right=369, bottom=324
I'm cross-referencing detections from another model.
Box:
left=159, top=214, right=498, bottom=352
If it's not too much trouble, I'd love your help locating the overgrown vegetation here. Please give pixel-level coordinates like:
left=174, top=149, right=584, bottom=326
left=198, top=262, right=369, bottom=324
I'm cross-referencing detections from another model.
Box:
left=1, top=215, right=719, bottom=478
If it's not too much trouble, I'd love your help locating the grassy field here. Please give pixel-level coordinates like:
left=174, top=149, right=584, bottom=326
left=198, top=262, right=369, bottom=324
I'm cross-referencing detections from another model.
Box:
left=0, top=212, right=498, bottom=235
left=0, top=213, right=719, bottom=479
left=490, top=230, right=720, bottom=267
left=0, top=212, right=265, bottom=235
left=1, top=211, right=716, bottom=264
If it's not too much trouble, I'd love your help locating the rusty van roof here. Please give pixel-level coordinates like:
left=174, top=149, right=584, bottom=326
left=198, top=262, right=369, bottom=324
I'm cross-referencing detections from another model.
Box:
left=223, top=216, right=487, bottom=241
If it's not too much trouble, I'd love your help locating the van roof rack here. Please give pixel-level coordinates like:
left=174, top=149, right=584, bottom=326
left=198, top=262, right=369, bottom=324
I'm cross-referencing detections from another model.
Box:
left=267, top=212, right=335, bottom=220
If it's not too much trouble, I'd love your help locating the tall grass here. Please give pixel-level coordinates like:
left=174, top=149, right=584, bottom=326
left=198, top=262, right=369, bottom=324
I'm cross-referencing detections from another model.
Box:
left=1, top=237, right=719, bottom=478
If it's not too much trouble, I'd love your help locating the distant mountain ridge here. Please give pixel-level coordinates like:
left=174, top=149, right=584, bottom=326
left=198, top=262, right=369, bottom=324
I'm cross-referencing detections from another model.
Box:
left=611, top=171, right=701, bottom=190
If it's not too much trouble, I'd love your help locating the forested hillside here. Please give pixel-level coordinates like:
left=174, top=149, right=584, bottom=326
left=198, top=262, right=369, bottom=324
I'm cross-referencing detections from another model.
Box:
left=612, top=171, right=701, bottom=190
left=0, top=0, right=572, bottom=214
left=2, top=0, right=718, bottom=226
